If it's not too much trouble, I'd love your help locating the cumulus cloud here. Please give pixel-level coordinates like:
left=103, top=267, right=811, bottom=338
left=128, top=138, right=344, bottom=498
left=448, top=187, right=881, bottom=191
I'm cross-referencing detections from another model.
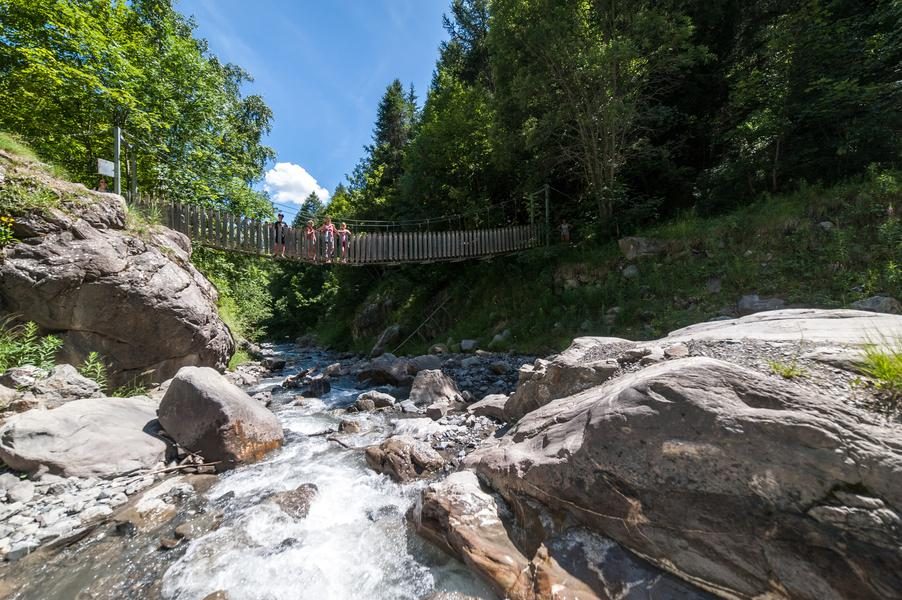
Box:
left=263, top=162, right=330, bottom=205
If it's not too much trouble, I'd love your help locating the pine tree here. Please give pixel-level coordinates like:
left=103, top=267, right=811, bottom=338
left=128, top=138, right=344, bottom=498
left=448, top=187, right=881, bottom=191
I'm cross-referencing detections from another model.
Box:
left=293, top=192, right=324, bottom=227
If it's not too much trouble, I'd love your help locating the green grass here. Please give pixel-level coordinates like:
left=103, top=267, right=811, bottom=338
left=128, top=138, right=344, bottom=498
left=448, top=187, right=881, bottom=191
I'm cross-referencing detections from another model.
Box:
left=228, top=348, right=252, bottom=371
left=861, top=339, right=902, bottom=398
left=0, top=132, right=70, bottom=180
left=768, top=359, right=808, bottom=379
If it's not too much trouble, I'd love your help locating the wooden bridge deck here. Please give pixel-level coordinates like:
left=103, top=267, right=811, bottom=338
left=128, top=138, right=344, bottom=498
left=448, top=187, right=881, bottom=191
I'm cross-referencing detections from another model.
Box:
left=155, top=201, right=546, bottom=265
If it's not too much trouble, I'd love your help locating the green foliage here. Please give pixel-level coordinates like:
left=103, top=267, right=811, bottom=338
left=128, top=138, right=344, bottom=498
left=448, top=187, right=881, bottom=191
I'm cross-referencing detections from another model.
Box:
left=0, top=215, right=15, bottom=247
left=0, top=0, right=274, bottom=215
left=111, top=381, right=149, bottom=398
left=0, top=320, right=63, bottom=373
left=78, top=351, right=108, bottom=391
left=768, top=360, right=807, bottom=379
left=861, top=339, right=902, bottom=398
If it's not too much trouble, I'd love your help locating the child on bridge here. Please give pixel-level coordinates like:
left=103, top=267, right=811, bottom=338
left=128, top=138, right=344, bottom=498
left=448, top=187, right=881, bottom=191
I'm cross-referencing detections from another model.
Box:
left=337, top=222, right=351, bottom=262
left=319, top=216, right=336, bottom=263
left=304, top=220, right=316, bottom=261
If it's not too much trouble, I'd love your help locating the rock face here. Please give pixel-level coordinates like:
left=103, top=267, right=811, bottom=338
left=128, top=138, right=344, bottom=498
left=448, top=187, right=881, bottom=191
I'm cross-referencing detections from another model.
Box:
left=467, top=357, right=902, bottom=600
left=467, top=394, right=508, bottom=421
left=850, top=295, right=902, bottom=314
left=371, top=324, right=401, bottom=356
left=158, top=367, right=283, bottom=470
left=414, top=471, right=599, bottom=600
left=504, top=338, right=621, bottom=421
left=0, top=396, right=169, bottom=478
left=0, top=193, right=234, bottom=386
left=364, top=436, right=444, bottom=483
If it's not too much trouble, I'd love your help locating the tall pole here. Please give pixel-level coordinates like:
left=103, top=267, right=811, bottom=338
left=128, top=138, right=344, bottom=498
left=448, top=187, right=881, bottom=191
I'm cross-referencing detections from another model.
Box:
left=113, top=125, right=121, bottom=196
left=544, top=183, right=550, bottom=247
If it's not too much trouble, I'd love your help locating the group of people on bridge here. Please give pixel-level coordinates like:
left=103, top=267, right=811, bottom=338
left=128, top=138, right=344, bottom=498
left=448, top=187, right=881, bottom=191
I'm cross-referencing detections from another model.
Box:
left=272, top=212, right=352, bottom=262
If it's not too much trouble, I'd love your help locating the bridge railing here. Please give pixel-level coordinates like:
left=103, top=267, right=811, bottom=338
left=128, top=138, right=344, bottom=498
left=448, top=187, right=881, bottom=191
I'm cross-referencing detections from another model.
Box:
left=136, top=198, right=546, bottom=264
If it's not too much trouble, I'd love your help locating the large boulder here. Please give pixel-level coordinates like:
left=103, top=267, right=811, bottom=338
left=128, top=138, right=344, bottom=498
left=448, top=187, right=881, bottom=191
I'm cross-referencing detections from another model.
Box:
left=370, top=324, right=401, bottom=357
left=617, top=236, right=666, bottom=260
left=504, top=338, right=621, bottom=421
left=357, top=353, right=412, bottom=386
left=409, top=369, right=462, bottom=406
left=736, top=294, right=787, bottom=315
left=0, top=396, right=168, bottom=478
left=158, top=367, right=283, bottom=470
left=0, top=193, right=234, bottom=386
left=467, top=357, right=902, bottom=600
left=467, top=394, right=508, bottom=421
left=364, top=435, right=444, bottom=483
left=850, top=295, right=902, bottom=315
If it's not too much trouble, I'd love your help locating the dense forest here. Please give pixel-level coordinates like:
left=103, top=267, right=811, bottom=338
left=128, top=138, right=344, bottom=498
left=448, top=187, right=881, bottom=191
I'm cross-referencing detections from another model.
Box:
left=2, top=0, right=900, bottom=351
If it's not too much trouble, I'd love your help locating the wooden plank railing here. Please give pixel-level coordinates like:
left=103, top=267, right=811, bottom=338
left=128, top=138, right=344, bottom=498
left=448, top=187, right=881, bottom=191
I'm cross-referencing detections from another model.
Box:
left=135, top=198, right=546, bottom=265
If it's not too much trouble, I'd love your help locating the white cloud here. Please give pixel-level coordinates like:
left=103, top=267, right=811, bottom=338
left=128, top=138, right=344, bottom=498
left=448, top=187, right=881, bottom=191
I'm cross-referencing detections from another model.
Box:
left=263, top=162, right=330, bottom=205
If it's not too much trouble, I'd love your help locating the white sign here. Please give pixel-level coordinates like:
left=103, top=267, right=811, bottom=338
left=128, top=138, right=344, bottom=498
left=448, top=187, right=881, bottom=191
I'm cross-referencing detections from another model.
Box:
left=97, top=158, right=115, bottom=177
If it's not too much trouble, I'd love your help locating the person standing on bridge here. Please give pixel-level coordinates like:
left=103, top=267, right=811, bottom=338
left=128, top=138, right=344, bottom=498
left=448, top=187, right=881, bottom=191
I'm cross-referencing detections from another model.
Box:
left=304, top=219, right=317, bottom=261
left=337, top=222, right=351, bottom=262
left=319, top=216, right=336, bottom=263
left=273, top=212, right=287, bottom=257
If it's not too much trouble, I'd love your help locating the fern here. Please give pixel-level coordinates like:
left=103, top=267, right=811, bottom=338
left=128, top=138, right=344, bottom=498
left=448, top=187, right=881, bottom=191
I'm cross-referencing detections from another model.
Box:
left=0, top=319, right=61, bottom=372
left=79, top=352, right=108, bottom=391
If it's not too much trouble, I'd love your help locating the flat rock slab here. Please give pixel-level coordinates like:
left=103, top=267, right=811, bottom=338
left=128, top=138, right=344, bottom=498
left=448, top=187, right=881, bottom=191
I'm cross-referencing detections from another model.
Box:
left=665, top=308, right=902, bottom=346
left=0, top=396, right=168, bottom=478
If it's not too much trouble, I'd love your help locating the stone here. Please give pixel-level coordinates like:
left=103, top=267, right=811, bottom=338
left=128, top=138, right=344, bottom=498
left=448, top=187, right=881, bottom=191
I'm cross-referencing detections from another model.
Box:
left=460, top=356, right=480, bottom=369
left=371, top=324, right=402, bottom=357
left=357, top=354, right=413, bottom=386
left=408, top=354, right=442, bottom=373
left=491, top=356, right=521, bottom=379
left=737, top=294, right=786, bottom=315
left=414, top=471, right=598, bottom=600
left=459, top=339, right=479, bottom=352
left=4, top=478, right=34, bottom=504
left=488, top=329, right=512, bottom=350
left=618, top=236, right=665, bottom=260
left=467, top=394, right=508, bottom=421
left=301, top=374, right=331, bottom=398
left=159, top=536, right=181, bottom=550
left=356, top=390, right=395, bottom=409
left=338, top=419, right=361, bottom=434
left=262, top=357, right=286, bottom=371
left=79, top=504, right=113, bottom=523
left=158, top=366, right=284, bottom=470
left=850, top=295, right=902, bottom=315
left=364, top=436, right=445, bottom=483
left=818, top=221, right=835, bottom=231
left=0, top=396, right=168, bottom=478
left=621, top=264, right=640, bottom=279
left=323, top=362, right=342, bottom=377
left=268, top=483, right=318, bottom=519
left=0, top=365, right=45, bottom=390
left=409, top=370, right=462, bottom=407
left=392, top=418, right=444, bottom=440
left=353, top=396, right=376, bottom=412
left=398, top=400, right=419, bottom=414
left=6, top=538, right=38, bottom=562
left=504, top=338, right=622, bottom=421
left=426, top=402, right=451, bottom=420
left=202, top=592, right=228, bottom=600
left=662, top=343, right=689, bottom=359
left=0, top=384, right=16, bottom=411
left=0, top=194, right=233, bottom=386
left=705, top=277, right=722, bottom=294
left=467, top=357, right=902, bottom=600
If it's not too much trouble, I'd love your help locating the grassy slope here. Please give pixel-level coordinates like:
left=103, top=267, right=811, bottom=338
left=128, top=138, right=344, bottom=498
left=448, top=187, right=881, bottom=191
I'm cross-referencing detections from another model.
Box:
left=316, top=170, right=901, bottom=356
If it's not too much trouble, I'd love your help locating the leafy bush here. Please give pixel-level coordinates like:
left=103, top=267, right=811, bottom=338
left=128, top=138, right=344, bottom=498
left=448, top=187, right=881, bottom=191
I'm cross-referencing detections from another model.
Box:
left=861, top=339, right=902, bottom=398
left=0, top=320, right=62, bottom=372
left=0, top=215, right=14, bottom=247
left=78, top=351, right=108, bottom=391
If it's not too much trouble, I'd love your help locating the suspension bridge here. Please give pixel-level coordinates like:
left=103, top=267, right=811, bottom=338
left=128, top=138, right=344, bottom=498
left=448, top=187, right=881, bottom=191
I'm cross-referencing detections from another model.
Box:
left=138, top=197, right=550, bottom=265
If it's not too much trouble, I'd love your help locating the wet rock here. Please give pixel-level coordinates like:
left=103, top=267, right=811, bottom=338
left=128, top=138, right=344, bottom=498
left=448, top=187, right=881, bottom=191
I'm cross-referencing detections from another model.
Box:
left=159, top=536, right=181, bottom=550
left=850, top=295, right=901, bottom=314
left=0, top=396, right=168, bottom=478
left=324, top=362, right=342, bottom=377
left=158, top=366, right=283, bottom=470
left=364, top=436, right=444, bottom=483
left=737, top=294, right=786, bottom=315
left=357, top=354, right=413, bottom=386
left=262, top=357, right=286, bottom=371
left=414, top=471, right=597, bottom=600
left=269, top=483, right=318, bottom=519
left=467, top=394, right=508, bottom=421
left=356, top=390, right=395, bottom=409
left=409, top=370, right=462, bottom=407
left=504, top=338, right=621, bottom=421
left=338, top=419, right=361, bottom=433
left=301, top=374, right=331, bottom=398
left=353, top=396, right=376, bottom=412
left=201, top=592, right=229, bottom=600
left=408, top=354, right=442, bottom=373
left=398, top=400, right=419, bottom=414
left=371, top=324, right=402, bottom=357
left=468, top=357, right=902, bottom=600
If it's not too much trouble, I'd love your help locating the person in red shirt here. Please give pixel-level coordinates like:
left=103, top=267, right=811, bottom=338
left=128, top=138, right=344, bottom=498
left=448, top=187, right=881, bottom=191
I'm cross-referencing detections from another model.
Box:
left=337, top=222, right=351, bottom=262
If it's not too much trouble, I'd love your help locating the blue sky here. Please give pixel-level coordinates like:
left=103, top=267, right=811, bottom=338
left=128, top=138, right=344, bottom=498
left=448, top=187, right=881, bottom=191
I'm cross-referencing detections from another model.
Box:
left=181, top=0, right=448, bottom=217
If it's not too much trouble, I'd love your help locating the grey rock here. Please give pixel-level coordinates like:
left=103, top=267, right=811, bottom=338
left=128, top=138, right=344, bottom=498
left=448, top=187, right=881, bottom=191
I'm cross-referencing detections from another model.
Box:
left=850, top=295, right=902, bottom=315
left=398, top=400, right=419, bottom=414
left=158, top=367, right=284, bottom=470
left=0, top=195, right=234, bottom=386
left=79, top=504, right=113, bottom=523
left=323, top=362, right=342, bottom=377
left=504, top=338, right=622, bottom=421
left=466, top=394, right=508, bottom=421
left=429, top=344, right=450, bottom=355
left=488, top=329, right=512, bottom=350
left=468, top=357, right=902, bottom=600
left=356, top=390, right=395, bottom=409
left=301, top=374, right=331, bottom=398
left=408, top=355, right=442, bottom=373
left=0, top=366, right=45, bottom=390
left=371, top=324, right=402, bottom=357
left=618, top=236, right=665, bottom=260
left=409, top=370, right=462, bottom=407
left=357, top=354, right=413, bottom=386
left=459, top=339, right=479, bottom=353
left=737, top=294, right=786, bottom=315
left=460, top=356, right=480, bottom=369
left=663, top=343, right=689, bottom=359
left=269, top=483, right=318, bottom=519
left=6, top=538, right=38, bottom=561
left=0, top=384, right=16, bottom=410
left=0, top=396, right=168, bottom=478
left=262, top=357, right=286, bottom=371
left=5, top=478, right=34, bottom=504
left=426, top=401, right=452, bottom=420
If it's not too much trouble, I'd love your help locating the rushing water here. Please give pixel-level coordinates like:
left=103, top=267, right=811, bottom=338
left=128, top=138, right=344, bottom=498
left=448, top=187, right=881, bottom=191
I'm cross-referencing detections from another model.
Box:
left=5, top=346, right=493, bottom=600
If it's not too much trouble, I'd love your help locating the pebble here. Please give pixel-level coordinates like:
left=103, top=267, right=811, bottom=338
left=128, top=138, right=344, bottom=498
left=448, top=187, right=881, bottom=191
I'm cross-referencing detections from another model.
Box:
left=79, top=504, right=113, bottom=523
